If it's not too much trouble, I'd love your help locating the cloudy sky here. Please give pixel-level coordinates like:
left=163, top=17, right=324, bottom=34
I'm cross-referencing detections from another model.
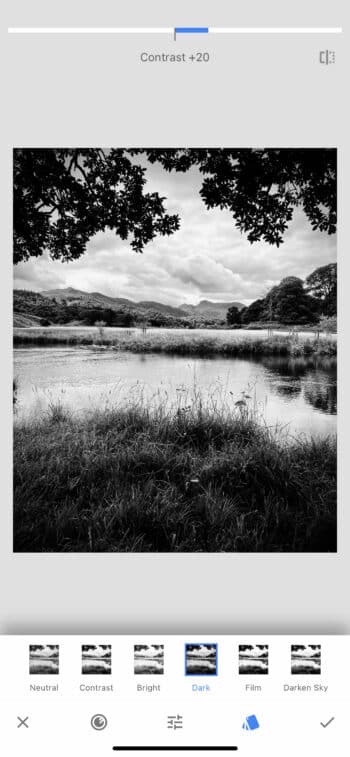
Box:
left=82, top=645, right=111, bottom=658
left=14, top=158, right=336, bottom=306
left=186, top=644, right=216, bottom=657
left=134, top=645, right=164, bottom=658
left=29, top=645, right=59, bottom=658
left=239, top=645, right=269, bottom=658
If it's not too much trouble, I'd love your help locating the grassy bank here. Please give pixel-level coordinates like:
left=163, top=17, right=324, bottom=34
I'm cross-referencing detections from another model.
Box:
left=14, top=402, right=337, bottom=553
left=13, top=328, right=337, bottom=357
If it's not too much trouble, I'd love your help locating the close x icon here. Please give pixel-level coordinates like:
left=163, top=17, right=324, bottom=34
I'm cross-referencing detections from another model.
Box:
left=17, top=715, right=29, bottom=729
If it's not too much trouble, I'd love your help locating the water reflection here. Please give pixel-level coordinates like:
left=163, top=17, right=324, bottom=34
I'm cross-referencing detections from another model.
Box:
left=303, top=375, right=337, bottom=415
left=260, top=355, right=337, bottom=415
left=13, top=347, right=337, bottom=438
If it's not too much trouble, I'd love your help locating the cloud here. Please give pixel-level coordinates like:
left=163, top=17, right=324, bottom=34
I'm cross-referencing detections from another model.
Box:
left=13, top=159, right=336, bottom=306
left=134, top=645, right=163, bottom=658
left=30, top=645, right=58, bottom=658
left=239, top=645, right=268, bottom=658
left=82, top=646, right=111, bottom=658
left=187, top=645, right=216, bottom=657
left=14, top=257, right=66, bottom=291
left=293, top=645, right=321, bottom=658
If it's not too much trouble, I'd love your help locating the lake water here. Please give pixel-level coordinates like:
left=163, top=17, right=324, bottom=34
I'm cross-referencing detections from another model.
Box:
left=134, top=656, right=164, bottom=674
left=14, top=345, right=337, bottom=439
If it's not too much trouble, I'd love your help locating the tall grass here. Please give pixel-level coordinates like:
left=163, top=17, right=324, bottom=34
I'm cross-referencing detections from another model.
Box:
left=13, top=328, right=337, bottom=357
left=13, top=396, right=336, bottom=553
left=13, top=376, right=18, bottom=407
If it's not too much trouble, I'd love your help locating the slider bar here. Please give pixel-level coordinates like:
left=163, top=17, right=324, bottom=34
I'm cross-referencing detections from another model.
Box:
left=175, top=28, right=209, bottom=34
left=8, top=27, right=342, bottom=34
left=112, top=748, right=238, bottom=752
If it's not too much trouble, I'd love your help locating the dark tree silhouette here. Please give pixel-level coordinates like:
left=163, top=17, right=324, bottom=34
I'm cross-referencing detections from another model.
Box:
left=305, top=263, right=337, bottom=315
left=139, top=148, right=337, bottom=245
left=265, top=277, right=319, bottom=324
left=13, top=149, right=180, bottom=264
left=14, top=148, right=336, bottom=265
left=240, top=274, right=324, bottom=326
left=240, top=298, right=265, bottom=325
left=226, top=305, right=241, bottom=326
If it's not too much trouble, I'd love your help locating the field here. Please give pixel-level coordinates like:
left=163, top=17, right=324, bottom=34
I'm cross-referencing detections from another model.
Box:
left=13, top=395, right=337, bottom=553
left=13, top=328, right=337, bottom=357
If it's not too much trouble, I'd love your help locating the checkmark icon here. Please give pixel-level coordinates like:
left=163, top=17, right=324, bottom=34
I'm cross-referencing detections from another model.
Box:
left=320, top=717, right=335, bottom=728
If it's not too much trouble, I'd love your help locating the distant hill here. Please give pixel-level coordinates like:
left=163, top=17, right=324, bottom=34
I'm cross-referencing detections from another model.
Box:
left=13, top=287, right=245, bottom=328
left=138, top=300, right=188, bottom=317
left=39, top=287, right=182, bottom=316
left=40, top=287, right=87, bottom=300
left=40, top=287, right=134, bottom=310
left=38, top=288, right=244, bottom=320
left=181, top=300, right=245, bottom=319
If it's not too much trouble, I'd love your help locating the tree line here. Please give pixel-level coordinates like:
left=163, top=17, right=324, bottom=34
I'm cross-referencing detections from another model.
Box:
left=227, top=263, right=336, bottom=327
left=13, top=290, right=225, bottom=329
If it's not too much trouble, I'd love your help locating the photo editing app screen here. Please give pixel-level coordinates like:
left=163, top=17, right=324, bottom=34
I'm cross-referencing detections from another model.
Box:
left=1, top=1, right=349, bottom=755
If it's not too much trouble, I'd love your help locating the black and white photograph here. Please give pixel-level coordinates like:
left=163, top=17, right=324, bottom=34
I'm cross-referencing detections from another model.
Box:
left=13, top=148, right=337, bottom=553
left=185, top=644, right=218, bottom=675
left=29, top=644, right=59, bottom=675
left=238, top=644, right=269, bottom=675
left=134, top=644, right=164, bottom=674
left=291, top=645, right=322, bottom=675
left=81, top=645, right=112, bottom=674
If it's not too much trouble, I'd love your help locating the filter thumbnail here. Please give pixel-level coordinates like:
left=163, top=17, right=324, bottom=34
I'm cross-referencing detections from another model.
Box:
left=291, top=645, right=321, bottom=675
left=81, top=645, right=112, bottom=674
left=239, top=644, right=269, bottom=674
left=29, top=645, right=59, bottom=675
left=134, top=644, right=164, bottom=674
left=185, top=644, right=218, bottom=675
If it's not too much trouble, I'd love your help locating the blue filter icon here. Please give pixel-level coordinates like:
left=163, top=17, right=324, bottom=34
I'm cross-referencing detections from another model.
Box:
left=242, top=714, right=260, bottom=731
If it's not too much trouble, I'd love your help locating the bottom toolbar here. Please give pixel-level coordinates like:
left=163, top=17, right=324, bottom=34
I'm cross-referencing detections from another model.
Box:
left=1, top=635, right=349, bottom=756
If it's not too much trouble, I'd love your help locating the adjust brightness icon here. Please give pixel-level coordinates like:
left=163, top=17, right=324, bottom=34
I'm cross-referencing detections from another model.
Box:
left=91, top=714, right=108, bottom=731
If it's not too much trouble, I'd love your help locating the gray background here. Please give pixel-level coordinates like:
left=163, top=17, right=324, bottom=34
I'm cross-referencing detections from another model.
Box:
left=1, top=1, right=348, bottom=634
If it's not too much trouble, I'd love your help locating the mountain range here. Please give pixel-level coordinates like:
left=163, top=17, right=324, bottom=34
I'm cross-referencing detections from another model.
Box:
left=39, top=287, right=245, bottom=320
